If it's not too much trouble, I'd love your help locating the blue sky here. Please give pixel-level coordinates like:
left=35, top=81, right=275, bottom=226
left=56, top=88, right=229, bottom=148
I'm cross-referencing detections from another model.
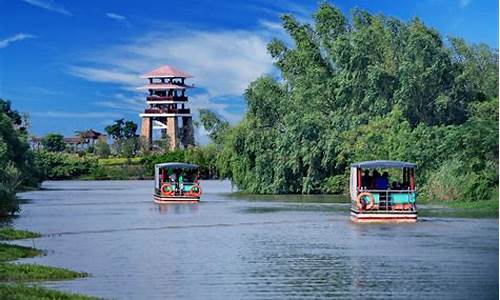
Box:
left=0, top=0, right=498, bottom=143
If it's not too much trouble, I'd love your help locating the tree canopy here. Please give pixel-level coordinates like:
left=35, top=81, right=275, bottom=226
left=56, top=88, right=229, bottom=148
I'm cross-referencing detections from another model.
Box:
left=205, top=4, right=498, bottom=199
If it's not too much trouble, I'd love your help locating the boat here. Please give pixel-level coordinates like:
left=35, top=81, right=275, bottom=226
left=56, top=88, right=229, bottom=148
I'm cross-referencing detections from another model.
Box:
left=153, top=162, right=202, bottom=204
left=349, top=160, right=417, bottom=223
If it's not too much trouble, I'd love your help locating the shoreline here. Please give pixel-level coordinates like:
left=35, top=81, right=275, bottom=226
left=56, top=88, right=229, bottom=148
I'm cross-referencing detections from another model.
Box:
left=0, top=227, right=97, bottom=299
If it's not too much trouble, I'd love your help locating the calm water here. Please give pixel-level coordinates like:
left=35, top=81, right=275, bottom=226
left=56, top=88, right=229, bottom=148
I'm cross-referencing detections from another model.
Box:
left=11, top=180, right=499, bottom=299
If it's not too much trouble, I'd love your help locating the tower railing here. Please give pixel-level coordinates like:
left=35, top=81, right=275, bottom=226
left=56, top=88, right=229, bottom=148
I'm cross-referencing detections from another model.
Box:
left=146, top=96, right=188, bottom=101
left=144, top=108, right=191, bottom=114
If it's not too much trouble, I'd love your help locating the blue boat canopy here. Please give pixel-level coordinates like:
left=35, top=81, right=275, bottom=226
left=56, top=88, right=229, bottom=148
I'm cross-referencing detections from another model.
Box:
left=351, top=160, right=416, bottom=169
left=155, top=162, right=199, bottom=170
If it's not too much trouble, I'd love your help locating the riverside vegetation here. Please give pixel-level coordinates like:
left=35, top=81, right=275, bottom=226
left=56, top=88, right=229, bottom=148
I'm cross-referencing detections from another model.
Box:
left=0, top=227, right=95, bottom=300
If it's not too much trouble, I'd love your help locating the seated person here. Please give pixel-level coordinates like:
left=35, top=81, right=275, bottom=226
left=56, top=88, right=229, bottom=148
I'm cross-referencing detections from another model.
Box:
left=374, top=171, right=389, bottom=189
left=361, top=170, right=371, bottom=189
left=391, top=181, right=401, bottom=190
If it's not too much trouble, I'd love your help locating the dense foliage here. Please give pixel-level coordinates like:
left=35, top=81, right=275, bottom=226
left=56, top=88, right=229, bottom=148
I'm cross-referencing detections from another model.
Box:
left=141, top=145, right=218, bottom=179
left=0, top=99, right=39, bottom=215
left=212, top=4, right=498, bottom=201
left=34, top=151, right=97, bottom=180
left=105, top=119, right=140, bottom=158
left=41, top=133, right=66, bottom=152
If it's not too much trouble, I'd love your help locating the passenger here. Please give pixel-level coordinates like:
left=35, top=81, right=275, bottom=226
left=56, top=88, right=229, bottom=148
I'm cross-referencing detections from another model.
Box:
left=375, top=171, right=389, bottom=190
left=371, top=170, right=380, bottom=189
left=361, top=170, right=371, bottom=189
left=169, top=171, right=177, bottom=183
left=179, top=173, right=184, bottom=194
left=391, top=181, right=401, bottom=190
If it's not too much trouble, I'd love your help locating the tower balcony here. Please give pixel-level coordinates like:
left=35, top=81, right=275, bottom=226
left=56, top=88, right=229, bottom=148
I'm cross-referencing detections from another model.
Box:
left=146, top=95, right=188, bottom=102
left=140, top=108, right=191, bottom=117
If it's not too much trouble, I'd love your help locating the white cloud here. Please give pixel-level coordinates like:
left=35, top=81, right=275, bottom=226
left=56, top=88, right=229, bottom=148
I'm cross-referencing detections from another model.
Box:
left=0, top=33, right=36, bottom=49
left=21, top=0, right=72, bottom=16
left=68, top=26, right=279, bottom=144
left=68, top=66, right=140, bottom=86
left=75, top=29, right=273, bottom=97
left=259, top=19, right=283, bottom=31
left=69, top=28, right=274, bottom=118
left=31, top=111, right=123, bottom=118
left=106, top=12, right=126, bottom=21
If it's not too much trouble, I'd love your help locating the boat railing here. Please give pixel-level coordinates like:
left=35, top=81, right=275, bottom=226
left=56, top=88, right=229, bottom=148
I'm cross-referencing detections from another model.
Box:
left=353, top=188, right=416, bottom=212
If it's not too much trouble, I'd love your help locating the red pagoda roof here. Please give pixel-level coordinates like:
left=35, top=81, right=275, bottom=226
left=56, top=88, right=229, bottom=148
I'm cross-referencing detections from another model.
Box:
left=137, top=83, right=193, bottom=90
left=140, top=65, right=193, bottom=79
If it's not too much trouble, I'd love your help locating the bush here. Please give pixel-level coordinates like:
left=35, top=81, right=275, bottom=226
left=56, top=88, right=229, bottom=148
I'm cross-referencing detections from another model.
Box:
left=0, top=163, right=22, bottom=216
left=34, top=151, right=97, bottom=180
left=321, top=174, right=348, bottom=194
left=423, top=159, right=495, bottom=202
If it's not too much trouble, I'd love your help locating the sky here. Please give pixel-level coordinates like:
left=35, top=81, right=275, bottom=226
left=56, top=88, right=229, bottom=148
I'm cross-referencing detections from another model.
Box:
left=0, top=0, right=498, bottom=144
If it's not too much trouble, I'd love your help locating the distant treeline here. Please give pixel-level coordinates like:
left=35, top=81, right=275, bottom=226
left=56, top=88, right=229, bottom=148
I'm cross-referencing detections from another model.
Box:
left=201, top=4, right=498, bottom=202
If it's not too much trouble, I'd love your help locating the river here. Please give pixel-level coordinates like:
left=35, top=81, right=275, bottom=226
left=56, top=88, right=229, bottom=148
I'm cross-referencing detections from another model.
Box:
left=12, top=180, right=499, bottom=299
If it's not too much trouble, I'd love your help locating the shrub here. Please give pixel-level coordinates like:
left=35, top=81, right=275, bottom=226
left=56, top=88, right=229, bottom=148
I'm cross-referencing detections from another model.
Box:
left=321, top=174, right=348, bottom=194
left=34, top=151, right=97, bottom=180
left=423, top=159, right=495, bottom=202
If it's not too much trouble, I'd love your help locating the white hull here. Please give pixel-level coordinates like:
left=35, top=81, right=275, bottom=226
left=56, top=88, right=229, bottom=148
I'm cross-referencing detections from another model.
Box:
left=350, top=210, right=417, bottom=223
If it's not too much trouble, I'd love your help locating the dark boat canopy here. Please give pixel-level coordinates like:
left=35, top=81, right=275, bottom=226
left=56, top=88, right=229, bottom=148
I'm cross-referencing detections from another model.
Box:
left=155, top=162, right=199, bottom=170
left=351, top=160, right=416, bottom=169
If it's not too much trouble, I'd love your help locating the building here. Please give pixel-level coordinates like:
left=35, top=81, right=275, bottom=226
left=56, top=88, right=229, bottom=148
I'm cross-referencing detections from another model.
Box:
left=30, top=129, right=105, bottom=152
left=138, top=65, right=195, bottom=150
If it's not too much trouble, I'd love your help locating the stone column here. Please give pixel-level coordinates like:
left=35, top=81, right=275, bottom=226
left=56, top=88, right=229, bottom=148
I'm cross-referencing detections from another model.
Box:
left=166, top=117, right=178, bottom=150
left=182, top=116, right=195, bottom=148
left=140, top=117, right=152, bottom=149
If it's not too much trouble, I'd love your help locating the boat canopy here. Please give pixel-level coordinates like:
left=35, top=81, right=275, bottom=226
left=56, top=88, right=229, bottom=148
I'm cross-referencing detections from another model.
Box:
left=155, top=162, right=199, bottom=170
left=351, top=160, right=416, bottom=169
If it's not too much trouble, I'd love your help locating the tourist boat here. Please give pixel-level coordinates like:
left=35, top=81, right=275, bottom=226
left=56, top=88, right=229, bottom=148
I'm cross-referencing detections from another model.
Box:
left=154, top=162, right=202, bottom=204
left=350, top=160, right=417, bottom=223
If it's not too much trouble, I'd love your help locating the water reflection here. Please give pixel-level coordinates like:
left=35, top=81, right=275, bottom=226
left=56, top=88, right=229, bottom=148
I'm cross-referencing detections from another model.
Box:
left=156, top=204, right=199, bottom=215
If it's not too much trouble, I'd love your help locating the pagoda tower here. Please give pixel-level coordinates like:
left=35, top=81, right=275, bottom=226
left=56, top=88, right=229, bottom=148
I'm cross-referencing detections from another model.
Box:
left=139, top=65, right=195, bottom=150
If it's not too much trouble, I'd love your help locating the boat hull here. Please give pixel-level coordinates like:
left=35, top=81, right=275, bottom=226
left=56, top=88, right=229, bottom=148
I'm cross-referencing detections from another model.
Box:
left=350, top=210, right=417, bottom=223
left=153, top=195, right=200, bottom=204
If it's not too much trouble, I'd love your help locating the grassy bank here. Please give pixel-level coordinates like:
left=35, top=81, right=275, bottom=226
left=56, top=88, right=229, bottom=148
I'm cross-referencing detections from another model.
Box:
left=0, top=227, right=97, bottom=300
left=0, top=284, right=96, bottom=300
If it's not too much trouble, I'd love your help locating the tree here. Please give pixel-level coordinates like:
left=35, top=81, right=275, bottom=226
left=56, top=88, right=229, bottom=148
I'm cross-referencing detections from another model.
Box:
left=94, top=139, right=111, bottom=158
left=198, top=109, right=229, bottom=145
left=214, top=3, right=499, bottom=196
left=104, top=119, right=139, bottom=157
left=42, top=133, right=66, bottom=152
left=0, top=102, right=40, bottom=215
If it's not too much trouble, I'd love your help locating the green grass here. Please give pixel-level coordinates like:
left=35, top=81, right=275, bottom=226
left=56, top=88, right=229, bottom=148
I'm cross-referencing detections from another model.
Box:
left=0, top=228, right=94, bottom=298
left=0, top=263, right=88, bottom=282
left=0, top=284, right=98, bottom=300
left=0, top=228, right=41, bottom=241
left=420, top=186, right=498, bottom=218
left=0, top=244, right=42, bottom=262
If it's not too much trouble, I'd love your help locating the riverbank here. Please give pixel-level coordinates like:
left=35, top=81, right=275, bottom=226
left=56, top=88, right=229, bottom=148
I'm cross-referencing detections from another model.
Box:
left=0, top=227, right=96, bottom=300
